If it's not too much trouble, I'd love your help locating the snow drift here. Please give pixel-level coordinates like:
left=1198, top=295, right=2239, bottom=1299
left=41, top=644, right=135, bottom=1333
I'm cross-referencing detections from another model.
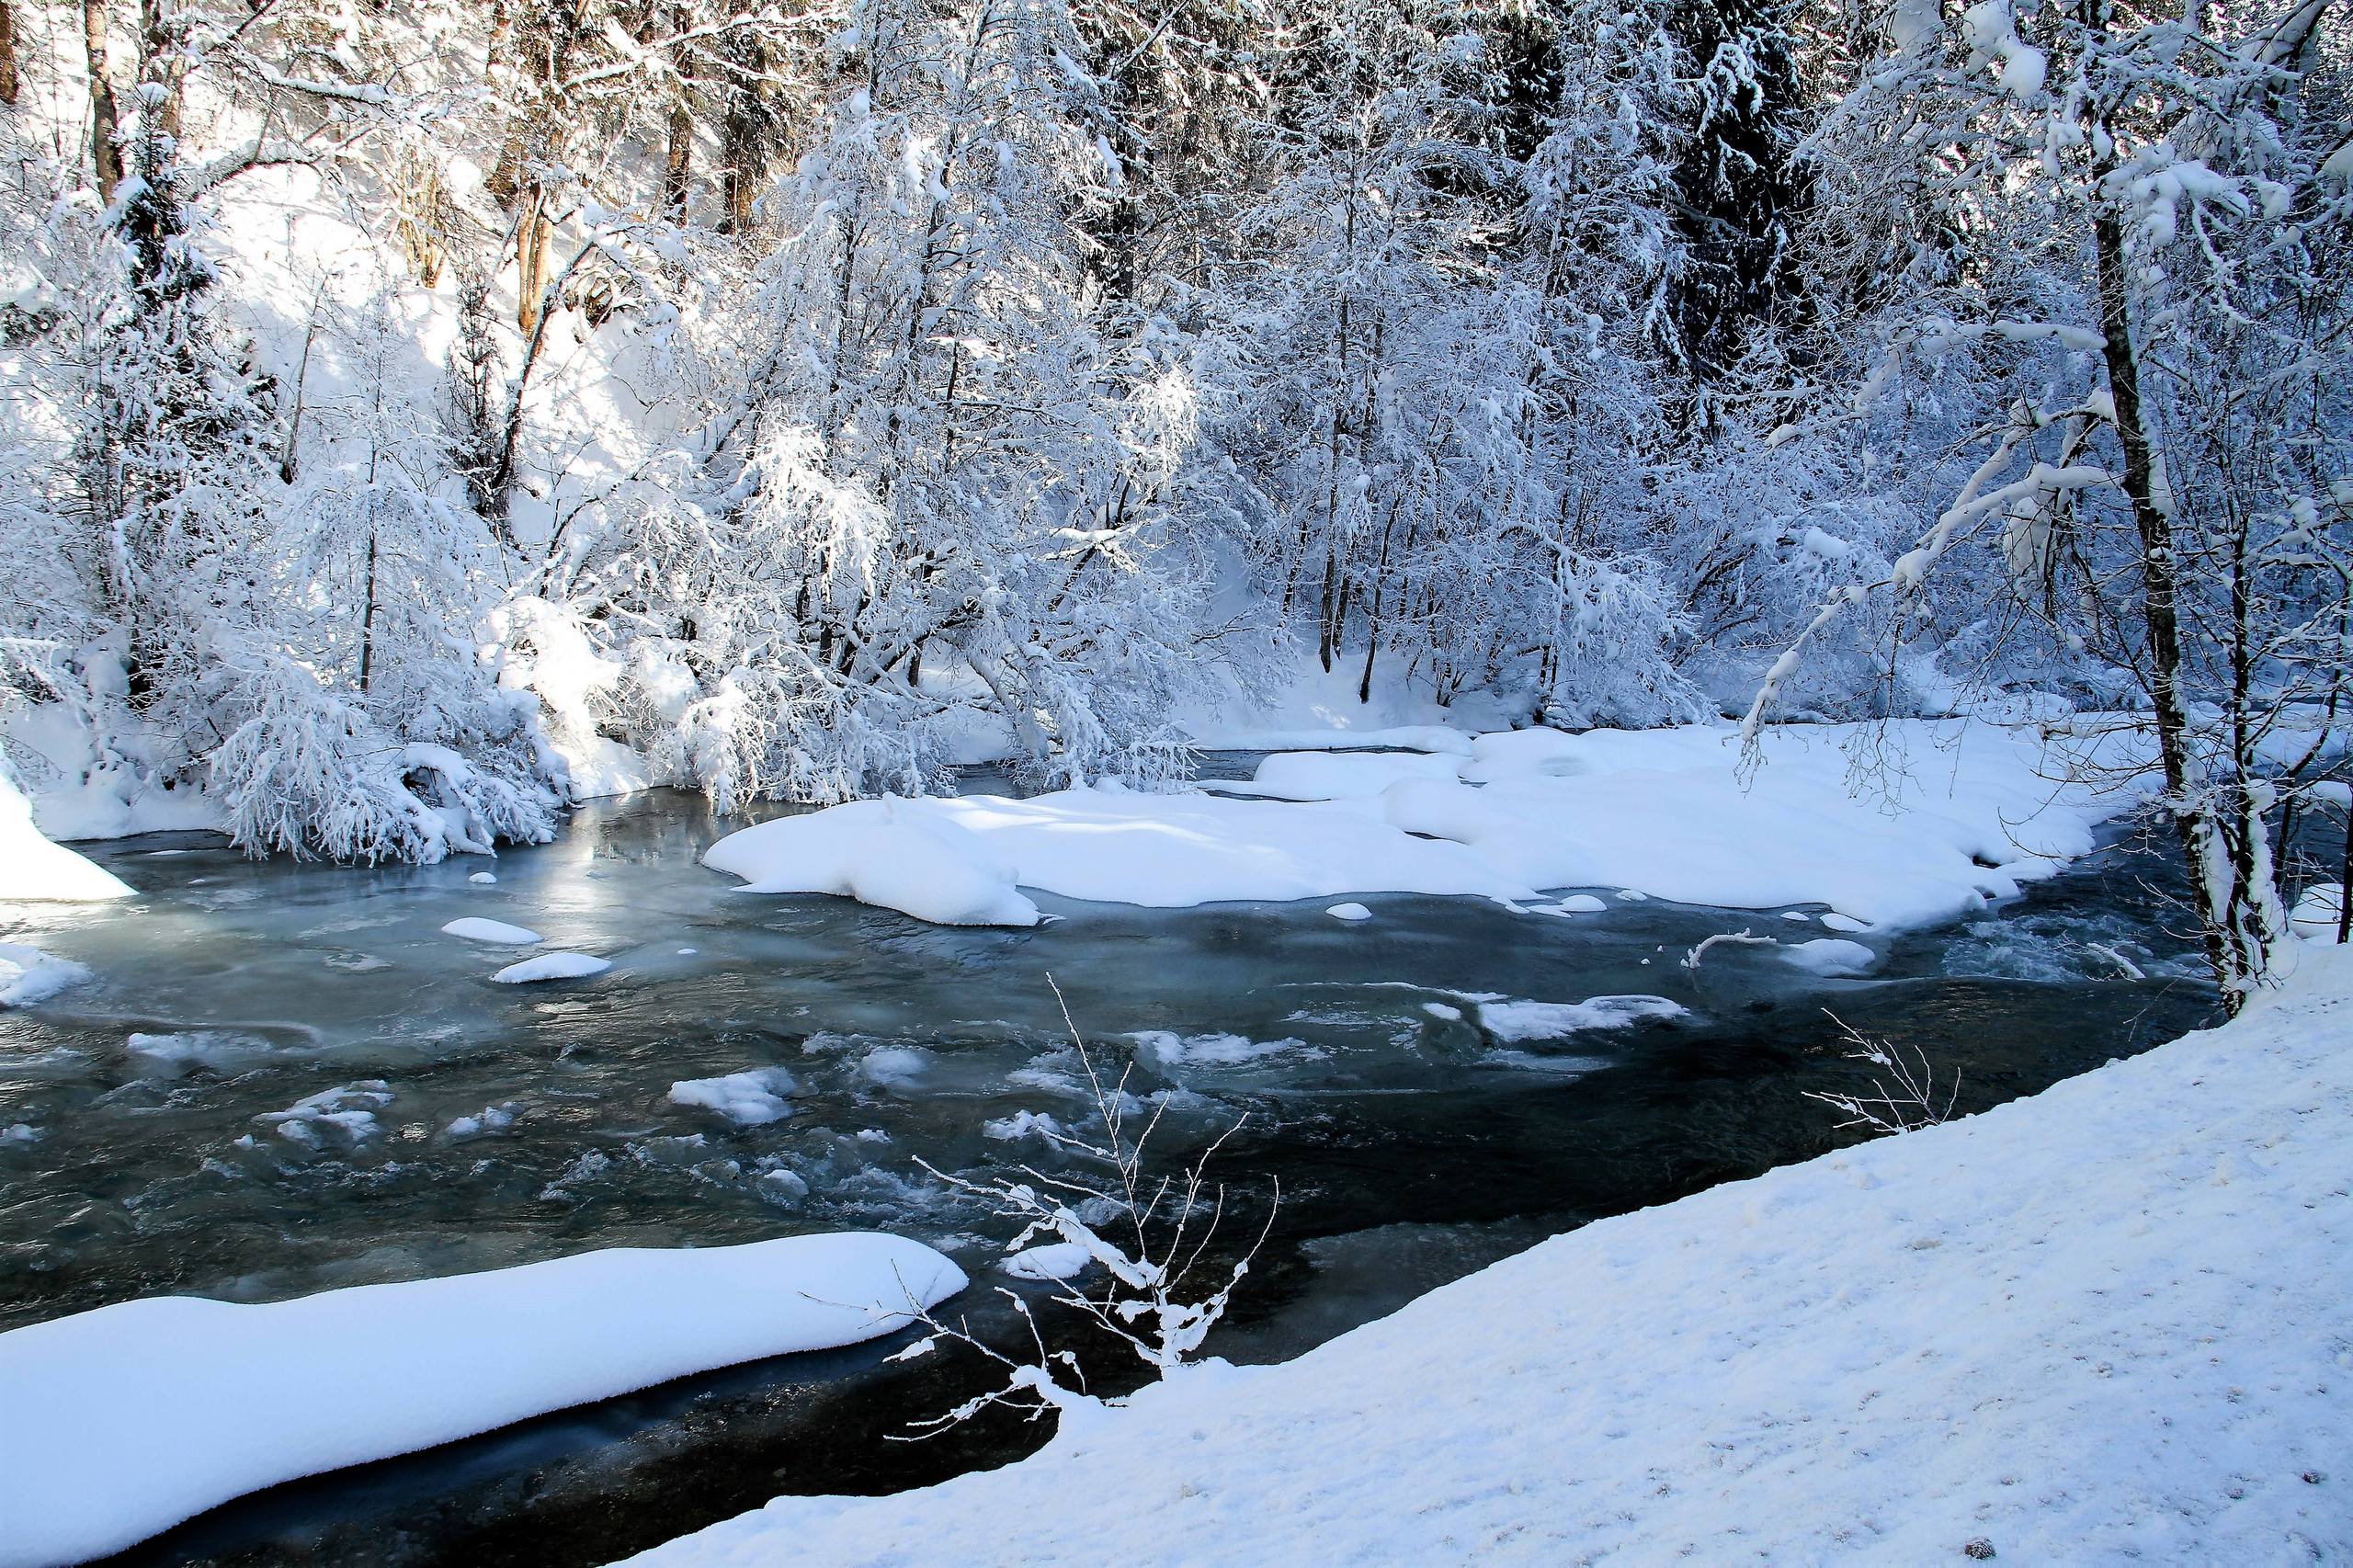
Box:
left=705, top=719, right=2152, bottom=932
left=0, top=768, right=134, bottom=903
left=0, top=1233, right=968, bottom=1568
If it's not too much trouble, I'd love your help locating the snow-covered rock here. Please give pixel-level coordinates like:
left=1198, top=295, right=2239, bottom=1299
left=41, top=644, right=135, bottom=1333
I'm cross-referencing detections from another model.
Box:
left=1002, top=1243, right=1094, bottom=1281
left=0, top=943, right=93, bottom=1008
left=0, top=1234, right=967, bottom=1568
left=668, top=1068, right=799, bottom=1126
left=621, top=948, right=2353, bottom=1568
left=1780, top=937, right=1877, bottom=975
left=491, top=951, right=612, bottom=983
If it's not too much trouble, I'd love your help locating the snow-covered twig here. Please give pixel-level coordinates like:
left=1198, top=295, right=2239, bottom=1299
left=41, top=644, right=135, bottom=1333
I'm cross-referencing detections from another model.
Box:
left=1683, top=928, right=1779, bottom=969
left=1802, top=1012, right=1961, bottom=1137
left=900, top=978, right=1277, bottom=1434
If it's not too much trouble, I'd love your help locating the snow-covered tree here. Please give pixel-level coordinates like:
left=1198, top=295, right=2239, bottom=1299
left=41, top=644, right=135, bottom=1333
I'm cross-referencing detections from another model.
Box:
left=1753, top=0, right=2353, bottom=1004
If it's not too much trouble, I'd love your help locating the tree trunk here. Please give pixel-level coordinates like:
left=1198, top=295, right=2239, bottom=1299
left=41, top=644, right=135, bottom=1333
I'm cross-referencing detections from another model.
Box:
left=719, top=44, right=766, bottom=235
left=2091, top=199, right=2286, bottom=1007
left=85, top=0, right=120, bottom=199
left=359, top=526, right=379, bottom=693
left=516, top=193, right=551, bottom=334
left=0, top=0, right=21, bottom=107
left=137, top=0, right=176, bottom=136
left=662, top=100, right=693, bottom=221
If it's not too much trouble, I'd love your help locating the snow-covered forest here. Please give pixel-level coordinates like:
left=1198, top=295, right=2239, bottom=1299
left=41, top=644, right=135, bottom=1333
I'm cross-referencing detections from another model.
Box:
left=1, top=0, right=2349, bottom=975
left=5, top=4, right=2353, bottom=1560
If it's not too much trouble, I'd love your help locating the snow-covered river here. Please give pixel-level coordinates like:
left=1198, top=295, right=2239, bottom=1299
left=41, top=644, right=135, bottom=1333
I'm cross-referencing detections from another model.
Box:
left=0, top=781, right=2215, bottom=1566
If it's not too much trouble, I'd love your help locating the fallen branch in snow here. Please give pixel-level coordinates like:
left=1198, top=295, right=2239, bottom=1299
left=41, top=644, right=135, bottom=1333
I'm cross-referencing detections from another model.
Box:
left=1683, top=929, right=1779, bottom=970
left=896, top=978, right=1277, bottom=1435
left=1802, top=1013, right=1961, bottom=1137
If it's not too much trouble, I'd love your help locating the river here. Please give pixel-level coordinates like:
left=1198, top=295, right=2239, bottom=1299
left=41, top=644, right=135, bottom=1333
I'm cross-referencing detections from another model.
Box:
left=0, top=782, right=2216, bottom=1566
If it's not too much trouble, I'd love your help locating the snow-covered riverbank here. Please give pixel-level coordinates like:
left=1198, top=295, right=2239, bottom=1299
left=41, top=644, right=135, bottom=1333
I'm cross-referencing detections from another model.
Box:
left=704, top=717, right=2151, bottom=930
left=624, top=943, right=2351, bottom=1567
left=0, top=1235, right=966, bottom=1568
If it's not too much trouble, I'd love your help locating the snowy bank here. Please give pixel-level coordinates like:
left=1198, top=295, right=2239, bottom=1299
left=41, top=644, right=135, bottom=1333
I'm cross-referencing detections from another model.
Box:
left=0, top=1234, right=967, bottom=1568
left=705, top=719, right=2151, bottom=931
left=623, top=948, right=2351, bottom=1568
left=0, top=768, right=134, bottom=902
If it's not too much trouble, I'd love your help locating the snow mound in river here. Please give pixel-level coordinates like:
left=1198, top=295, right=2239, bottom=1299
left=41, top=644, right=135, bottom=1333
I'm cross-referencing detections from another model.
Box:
left=442, top=917, right=542, bottom=945
left=669, top=1067, right=800, bottom=1126
left=492, top=951, right=612, bottom=983
left=0, top=1233, right=968, bottom=1568
left=0, top=943, right=93, bottom=1008
left=703, top=799, right=1040, bottom=926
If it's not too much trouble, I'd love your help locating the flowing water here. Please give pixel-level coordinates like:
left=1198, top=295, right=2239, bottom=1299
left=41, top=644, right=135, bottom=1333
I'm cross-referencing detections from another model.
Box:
left=0, top=781, right=2217, bottom=1566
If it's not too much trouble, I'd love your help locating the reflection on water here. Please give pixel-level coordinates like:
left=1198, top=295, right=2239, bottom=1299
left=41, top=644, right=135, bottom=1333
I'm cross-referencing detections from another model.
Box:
left=0, top=790, right=2214, bottom=1567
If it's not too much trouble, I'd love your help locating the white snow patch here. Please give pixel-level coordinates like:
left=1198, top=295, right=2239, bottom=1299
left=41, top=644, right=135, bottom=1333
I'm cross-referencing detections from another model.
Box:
left=1130, top=1031, right=1308, bottom=1067
left=668, top=1068, right=799, bottom=1126
left=2290, top=882, right=2345, bottom=943
left=0, top=767, right=137, bottom=902
left=0, top=1235, right=967, bottom=1568
left=703, top=720, right=2153, bottom=937
left=1555, top=894, right=1609, bottom=914
left=1477, top=995, right=1687, bottom=1041
left=125, top=1030, right=276, bottom=1071
left=470, top=872, right=499, bottom=885
left=621, top=948, right=2353, bottom=1568
left=982, top=1109, right=1067, bottom=1143
left=1184, top=724, right=1473, bottom=756
left=1002, top=1242, right=1093, bottom=1281
left=1781, top=938, right=1876, bottom=975
left=1819, top=912, right=1870, bottom=933
left=441, top=918, right=542, bottom=946
left=702, top=799, right=1040, bottom=926
left=1249, top=751, right=1464, bottom=801
left=255, top=1081, right=394, bottom=1148
left=445, top=1104, right=519, bottom=1140
left=1325, top=903, right=1372, bottom=922
left=0, top=943, right=93, bottom=1008
left=858, top=1047, right=930, bottom=1086
left=491, top=952, right=612, bottom=983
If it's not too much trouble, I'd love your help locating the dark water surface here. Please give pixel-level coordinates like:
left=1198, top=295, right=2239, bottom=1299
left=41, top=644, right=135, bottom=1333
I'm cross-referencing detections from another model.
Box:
left=0, top=788, right=2216, bottom=1567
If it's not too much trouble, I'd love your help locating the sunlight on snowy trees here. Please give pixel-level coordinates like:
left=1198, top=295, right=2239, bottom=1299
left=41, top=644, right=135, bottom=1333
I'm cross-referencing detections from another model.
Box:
left=0, top=0, right=2344, bottom=994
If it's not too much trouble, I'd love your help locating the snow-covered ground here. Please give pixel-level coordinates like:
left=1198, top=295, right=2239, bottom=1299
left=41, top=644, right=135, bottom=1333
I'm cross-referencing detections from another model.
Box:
left=0, top=1234, right=967, bottom=1568
left=0, top=767, right=135, bottom=903
left=623, top=945, right=2352, bottom=1568
left=706, top=717, right=2151, bottom=931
